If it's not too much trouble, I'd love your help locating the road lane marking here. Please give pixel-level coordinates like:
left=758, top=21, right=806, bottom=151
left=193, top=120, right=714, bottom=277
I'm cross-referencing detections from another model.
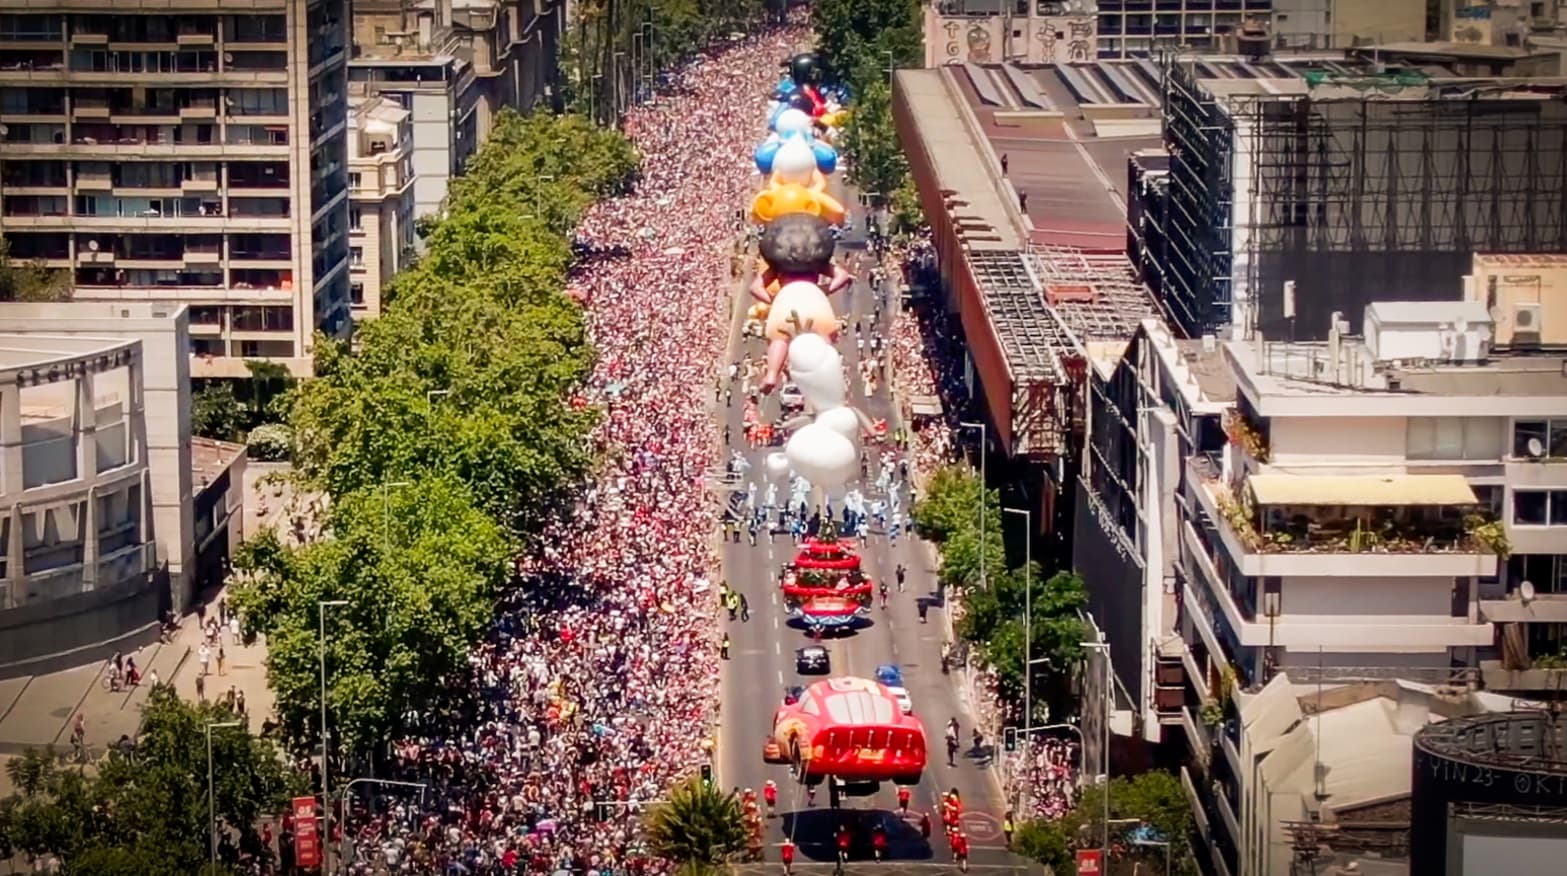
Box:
left=775, top=641, right=782, bottom=655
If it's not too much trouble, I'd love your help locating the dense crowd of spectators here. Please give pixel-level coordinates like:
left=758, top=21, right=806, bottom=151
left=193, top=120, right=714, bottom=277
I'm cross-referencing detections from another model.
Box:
left=332, top=26, right=805, bottom=876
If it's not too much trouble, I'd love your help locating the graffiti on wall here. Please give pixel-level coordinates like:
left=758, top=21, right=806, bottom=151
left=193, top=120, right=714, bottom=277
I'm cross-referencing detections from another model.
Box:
left=930, top=14, right=1098, bottom=65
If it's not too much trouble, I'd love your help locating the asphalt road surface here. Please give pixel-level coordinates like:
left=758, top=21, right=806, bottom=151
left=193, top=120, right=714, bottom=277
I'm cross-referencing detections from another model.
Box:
left=714, top=200, right=1043, bottom=876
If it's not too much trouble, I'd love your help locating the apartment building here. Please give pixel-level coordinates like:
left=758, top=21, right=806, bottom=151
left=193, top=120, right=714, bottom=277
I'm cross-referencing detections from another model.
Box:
left=349, top=0, right=562, bottom=219
left=348, top=96, right=415, bottom=319
left=1096, top=0, right=1275, bottom=58
left=0, top=0, right=354, bottom=379
left=1078, top=294, right=1567, bottom=873
left=1271, top=0, right=1426, bottom=49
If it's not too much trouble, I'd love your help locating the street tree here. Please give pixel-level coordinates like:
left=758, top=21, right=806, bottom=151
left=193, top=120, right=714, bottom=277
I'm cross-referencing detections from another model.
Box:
left=644, top=777, right=749, bottom=873
left=232, top=476, right=510, bottom=754
left=191, top=382, right=248, bottom=442
left=0, top=688, right=293, bottom=875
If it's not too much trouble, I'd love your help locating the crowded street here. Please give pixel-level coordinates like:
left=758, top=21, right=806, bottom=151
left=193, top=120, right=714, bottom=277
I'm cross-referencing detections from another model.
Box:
left=330, top=18, right=1049, bottom=876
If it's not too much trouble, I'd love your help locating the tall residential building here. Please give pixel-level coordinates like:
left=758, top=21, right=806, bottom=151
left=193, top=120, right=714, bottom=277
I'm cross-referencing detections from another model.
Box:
left=1272, top=0, right=1426, bottom=49
left=349, top=0, right=562, bottom=219
left=1096, top=0, right=1275, bottom=58
left=0, top=0, right=354, bottom=379
left=348, top=96, right=416, bottom=319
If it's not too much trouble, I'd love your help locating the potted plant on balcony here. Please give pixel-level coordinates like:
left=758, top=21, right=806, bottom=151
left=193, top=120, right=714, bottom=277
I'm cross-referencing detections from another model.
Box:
left=1199, top=700, right=1223, bottom=727
left=1224, top=411, right=1270, bottom=463
left=1463, top=513, right=1511, bottom=559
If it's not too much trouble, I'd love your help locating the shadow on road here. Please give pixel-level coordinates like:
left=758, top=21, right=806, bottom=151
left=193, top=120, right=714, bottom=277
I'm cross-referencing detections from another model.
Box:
left=779, top=807, right=935, bottom=862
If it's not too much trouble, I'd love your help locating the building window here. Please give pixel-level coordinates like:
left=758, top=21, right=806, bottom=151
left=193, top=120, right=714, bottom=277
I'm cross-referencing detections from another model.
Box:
left=350, top=246, right=363, bottom=267
left=349, top=172, right=362, bottom=189
left=1407, top=417, right=1502, bottom=460
left=350, top=281, right=364, bottom=304
left=1513, top=419, right=1567, bottom=458
left=349, top=207, right=362, bottom=230
left=1513, top=490, right=1567, bottom=527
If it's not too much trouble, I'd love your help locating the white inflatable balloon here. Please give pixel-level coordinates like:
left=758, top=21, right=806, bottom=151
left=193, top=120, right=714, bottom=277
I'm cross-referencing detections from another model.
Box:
left=772, top=138, right=818, bottom=186
left=775, top=108, right=814, bottom=140
left=765, top=453, right=791, bottom=476
left=786, top=424, right=858, bottom=490
left=817, top=406, right=861, bottom=445
left=787, top=333, right=847, bottom=410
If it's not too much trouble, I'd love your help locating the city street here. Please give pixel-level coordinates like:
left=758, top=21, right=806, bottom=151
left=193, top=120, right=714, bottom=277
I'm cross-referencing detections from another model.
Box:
left=715, top=205, right=1042, bottom=875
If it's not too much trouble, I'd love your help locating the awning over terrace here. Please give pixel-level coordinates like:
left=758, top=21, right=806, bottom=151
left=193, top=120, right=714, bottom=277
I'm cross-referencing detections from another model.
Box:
left=1246, top=474, right=1478, bottom=507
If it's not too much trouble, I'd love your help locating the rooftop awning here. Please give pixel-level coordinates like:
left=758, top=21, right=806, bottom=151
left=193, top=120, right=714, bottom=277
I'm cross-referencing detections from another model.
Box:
left=1246, top=474, right=1478, bottom=507
left=909, top=395, right=943, bottom=417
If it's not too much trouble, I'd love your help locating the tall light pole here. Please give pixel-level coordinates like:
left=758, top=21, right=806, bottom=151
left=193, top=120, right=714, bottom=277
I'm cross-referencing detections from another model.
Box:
left=339, top=778, right=427, bottom=867
left=1083, top=638, right=1113, bottom=866
left=641, top=22, right=653, bottom=97
left=206, top=719, right=242, bottom=871
left=380, top=480, right=410, bottom=558
left=631, top=33, right=642, bottom=103
left=318, top=598, right=348, bottom=874
left=959, top=421, right=987, bottom=589
left=1003, top=507, right=1032, bottom=729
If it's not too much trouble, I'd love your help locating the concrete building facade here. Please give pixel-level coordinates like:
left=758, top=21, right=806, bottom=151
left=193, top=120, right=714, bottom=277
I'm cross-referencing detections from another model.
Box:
left=349, top=0, right=562, bottom=219
left=0, top=302, right=194, bottom=677
left=0, top=0, right=355, bottom=378
left=348, top=95, right=416, bottom=319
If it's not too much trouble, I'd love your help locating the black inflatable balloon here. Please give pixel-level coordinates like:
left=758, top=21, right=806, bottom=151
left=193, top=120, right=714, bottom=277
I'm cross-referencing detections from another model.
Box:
left=759, top=214, right=834, bottom=277
left=786, top=91, right=815, bottom=113
left=789, top=52, right=821, bottom=86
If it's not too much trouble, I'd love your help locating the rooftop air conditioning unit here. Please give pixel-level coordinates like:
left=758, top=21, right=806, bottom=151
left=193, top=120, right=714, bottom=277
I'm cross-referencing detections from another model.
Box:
left=1514, top=302, right=1543, bottom=345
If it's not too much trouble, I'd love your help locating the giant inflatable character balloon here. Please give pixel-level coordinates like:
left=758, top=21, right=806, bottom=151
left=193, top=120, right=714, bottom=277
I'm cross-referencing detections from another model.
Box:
left=787, top=52, right=821, bottom=88
left=751, top=183, right=845, bottom=226
left=752, top=216, right=852, bottom=390
left=767, top=138, right=830, bottom=190
left=766, top=334, right=873, bottom=495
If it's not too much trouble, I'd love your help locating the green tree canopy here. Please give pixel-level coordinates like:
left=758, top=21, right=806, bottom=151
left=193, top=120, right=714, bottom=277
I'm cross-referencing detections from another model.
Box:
left=644, top=777, right=749, bottom=872
left=0, top=236, right=71, bottom=303
left=0, top=687, right=295, bottom=876
left=232, top=475, right=509, bottom=753
left=1016, top=771, right=1195, bottom=875
left=191, top=382, right=247, bottom=442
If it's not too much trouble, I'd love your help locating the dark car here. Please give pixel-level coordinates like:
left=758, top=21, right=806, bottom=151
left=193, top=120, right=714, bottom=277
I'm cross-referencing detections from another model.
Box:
left=784, top=685, right=805, bottom=705
left=796, top=645, right=830, bottom=675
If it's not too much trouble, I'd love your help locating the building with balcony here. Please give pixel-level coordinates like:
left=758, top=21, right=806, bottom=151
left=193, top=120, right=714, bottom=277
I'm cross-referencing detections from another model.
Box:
left=0, top=0, right=354, bottom=379
left=923, top=1, right=1100, bottom=65
left=1097, top=0, right=1275, bottom=58
left=348, top=95, right=416, bottom=319
left=0, top=302, right=199, bottom=677
left=349, top=0, right=562, bottom=219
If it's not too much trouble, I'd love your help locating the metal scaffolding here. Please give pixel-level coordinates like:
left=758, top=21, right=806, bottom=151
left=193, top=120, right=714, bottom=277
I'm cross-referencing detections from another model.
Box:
left=1159, top=59, right=1567, bottom=340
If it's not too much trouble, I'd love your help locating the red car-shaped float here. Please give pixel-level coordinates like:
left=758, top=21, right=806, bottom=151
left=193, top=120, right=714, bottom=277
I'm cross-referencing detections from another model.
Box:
left=780, top=538, right=872, bottom=609
left=791, top=594, right=866, bottom=629
left=763, top=677, right=926, bottom=786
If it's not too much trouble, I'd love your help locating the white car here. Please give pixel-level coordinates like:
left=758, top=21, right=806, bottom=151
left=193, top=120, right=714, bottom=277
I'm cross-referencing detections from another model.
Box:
left=778, top=384, right=805, bottom=409
left=887, top=686, right=913, bottom=715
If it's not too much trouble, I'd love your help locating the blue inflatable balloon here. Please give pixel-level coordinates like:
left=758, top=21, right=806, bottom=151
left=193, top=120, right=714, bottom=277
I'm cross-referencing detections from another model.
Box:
left=755, top=137, right=782, bottom=174
left=811, top=141, right=838, bottom=175
left=767, top=102, right=788, bottom=131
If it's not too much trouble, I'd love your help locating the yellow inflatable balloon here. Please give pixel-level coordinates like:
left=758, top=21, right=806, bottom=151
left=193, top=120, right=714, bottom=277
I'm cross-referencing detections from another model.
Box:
left=819, top=109, right=850, bottom=129
left=750, top=183, right=846, bottom=225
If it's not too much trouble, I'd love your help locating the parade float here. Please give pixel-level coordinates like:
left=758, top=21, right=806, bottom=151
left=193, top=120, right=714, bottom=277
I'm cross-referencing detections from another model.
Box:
left=763, top=676, right=927, bottom=787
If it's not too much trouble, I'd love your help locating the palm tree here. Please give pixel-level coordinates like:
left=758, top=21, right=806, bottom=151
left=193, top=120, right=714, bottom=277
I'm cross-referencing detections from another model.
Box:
left=644, top=777, right=749, bottom=874
left=3, top=749, right=56, bottom=798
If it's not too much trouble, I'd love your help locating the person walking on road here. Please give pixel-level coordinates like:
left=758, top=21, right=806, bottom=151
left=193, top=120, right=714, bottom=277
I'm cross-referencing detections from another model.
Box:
left=740, top=592, right=751, bottom=622
left=780, top=837, right=795, bottom=874
left=198, top=642, right=211, bottom=676
left=895, top=563, right=906, bottom=592
left=720, top=633, right=731, bottom=660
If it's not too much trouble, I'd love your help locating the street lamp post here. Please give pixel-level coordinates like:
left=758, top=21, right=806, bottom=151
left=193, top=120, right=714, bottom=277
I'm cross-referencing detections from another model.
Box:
left=339, top=778, right=427, bottom=868
left=1002, top=507, right=1033, bottom=729
left=632, top=33, right=642, bottom=103
left=206, top=719, right=242, bottom=871
left=1083, top=638, right=1113, bottom=866
left=959, top=421, right=987, bottom=589
left=317, top=598, right=348, bottom=874
left=882, top=49, right=895, bottom=88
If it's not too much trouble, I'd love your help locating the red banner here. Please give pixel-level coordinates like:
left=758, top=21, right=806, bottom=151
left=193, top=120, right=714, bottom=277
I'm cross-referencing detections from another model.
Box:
left=293, top=796, right=321, bottom=869
left=1075, top=849, right=1103, bottom=876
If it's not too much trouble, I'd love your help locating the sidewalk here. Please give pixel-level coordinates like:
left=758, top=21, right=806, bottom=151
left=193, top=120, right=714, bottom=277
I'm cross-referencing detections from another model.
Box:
left=0, top=465, right=313, bottom=796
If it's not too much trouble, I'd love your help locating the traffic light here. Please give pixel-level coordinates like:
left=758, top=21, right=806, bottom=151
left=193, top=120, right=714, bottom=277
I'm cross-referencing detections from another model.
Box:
left=700, top=763, right=714, bottom=789
left=1003, top=726, right=1018, bottom=753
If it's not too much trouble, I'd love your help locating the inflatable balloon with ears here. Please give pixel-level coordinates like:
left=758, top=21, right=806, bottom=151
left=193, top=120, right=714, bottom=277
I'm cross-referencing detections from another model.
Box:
left=766, top=138, right=833, bottom=191
left=749, top=215, right=852, bottom=368
left=773, top=108, right=816, bottom=141
left=750, top=183, right=846, bottom=226
left=756, top=132, right=837, bottom=178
